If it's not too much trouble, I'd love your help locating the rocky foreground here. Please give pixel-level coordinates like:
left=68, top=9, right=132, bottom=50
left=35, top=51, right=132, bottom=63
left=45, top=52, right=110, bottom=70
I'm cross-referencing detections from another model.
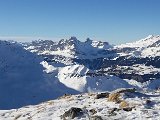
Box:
left=0, top=88, right=160, bottom=120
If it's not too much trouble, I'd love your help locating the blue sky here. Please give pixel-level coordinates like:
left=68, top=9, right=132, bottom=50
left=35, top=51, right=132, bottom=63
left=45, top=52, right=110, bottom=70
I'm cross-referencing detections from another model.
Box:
left=0, top=0, right=159, bottom=44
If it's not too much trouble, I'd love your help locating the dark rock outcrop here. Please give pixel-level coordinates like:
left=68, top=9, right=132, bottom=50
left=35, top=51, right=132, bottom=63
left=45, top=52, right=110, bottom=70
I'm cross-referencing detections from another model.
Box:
left=95, top=92, right=110, bottom=99
left=61, top=107, right=83, bottom=119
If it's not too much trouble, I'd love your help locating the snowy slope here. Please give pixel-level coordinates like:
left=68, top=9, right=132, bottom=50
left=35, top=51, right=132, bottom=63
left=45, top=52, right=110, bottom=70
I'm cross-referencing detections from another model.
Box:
left=58, top=65, right=132, bottom=92
left=1, top=89, right=160, bottom=120
left=0, top=40, right=48, bottom=109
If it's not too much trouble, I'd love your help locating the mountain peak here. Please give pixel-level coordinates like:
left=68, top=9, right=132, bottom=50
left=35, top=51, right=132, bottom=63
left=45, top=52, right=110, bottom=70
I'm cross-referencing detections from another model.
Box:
left=144, top=35, right=154, bottom=40
left=58, top=37, right=79, bottom=45
left=85, top=38, right=93, bottom=44
left=142, top=35, right=160, bottom=42
left=69, top=36, right=78, bottom=41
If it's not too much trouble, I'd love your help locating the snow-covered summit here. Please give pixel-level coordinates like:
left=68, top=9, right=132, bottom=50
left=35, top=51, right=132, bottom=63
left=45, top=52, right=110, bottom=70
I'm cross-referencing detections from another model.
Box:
left=85, top=38, right=111, bottom=49
left=117, top=35, right=160, bottom=48
left=116, top=35, right=160, bottom=57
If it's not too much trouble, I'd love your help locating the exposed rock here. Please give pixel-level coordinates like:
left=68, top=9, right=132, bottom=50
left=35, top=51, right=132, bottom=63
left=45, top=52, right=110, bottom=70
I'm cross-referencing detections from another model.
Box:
left=14, top=114, right=22, bottom=120
left=61, top=107, right=83, bottom=119
left=119, top=100, right=134, bottom=112
left=89, top=108, right=97, bottom=115
left=119, top=100, right=129, bottom=109
left=108, top=108, right=120, bottom=116
left=122, top=107, right=132, bottom=112
left=89, top=115, right=103, bottom=120
left=95, top=92, right=110, bottom=99
left=108, top=93, right=121, bottom=103
left=59, top=94, right=72, bottom=99
left=144, top=99, right=154, bottom=109
left=145, top=99, right=152, bottom=104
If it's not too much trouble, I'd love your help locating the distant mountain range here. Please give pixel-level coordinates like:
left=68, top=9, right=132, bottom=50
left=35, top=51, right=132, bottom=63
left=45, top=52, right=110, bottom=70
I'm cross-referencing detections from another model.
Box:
left=25, top=35, right=160, bottom=82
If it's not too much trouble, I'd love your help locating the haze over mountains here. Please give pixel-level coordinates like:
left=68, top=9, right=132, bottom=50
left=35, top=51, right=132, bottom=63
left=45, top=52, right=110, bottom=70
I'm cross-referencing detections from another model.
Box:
left=0, top=35, right=160, bottom=110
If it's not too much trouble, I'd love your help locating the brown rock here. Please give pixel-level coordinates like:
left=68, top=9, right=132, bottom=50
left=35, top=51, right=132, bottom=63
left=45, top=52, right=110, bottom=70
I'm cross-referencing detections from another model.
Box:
left=119, top=100, right=129, bottom=109
left=108, top=93, right=121, bottom=103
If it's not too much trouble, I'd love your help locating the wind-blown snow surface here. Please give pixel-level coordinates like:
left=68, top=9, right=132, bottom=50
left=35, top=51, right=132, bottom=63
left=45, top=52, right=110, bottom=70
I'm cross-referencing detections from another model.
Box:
left=1, top=90, right=160, bottom=120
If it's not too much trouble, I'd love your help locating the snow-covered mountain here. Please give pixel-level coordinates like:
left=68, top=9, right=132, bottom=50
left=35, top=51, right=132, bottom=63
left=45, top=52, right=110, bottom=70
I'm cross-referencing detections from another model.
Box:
left=25, top=37, right=114, bottom=63
left=0, top=35, right=160, bottom=111
left=24, top=35, right=160, bottom=83
left=23, top=35, right=160, bottom=83
left=116, top=35, right=160, bottom=57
